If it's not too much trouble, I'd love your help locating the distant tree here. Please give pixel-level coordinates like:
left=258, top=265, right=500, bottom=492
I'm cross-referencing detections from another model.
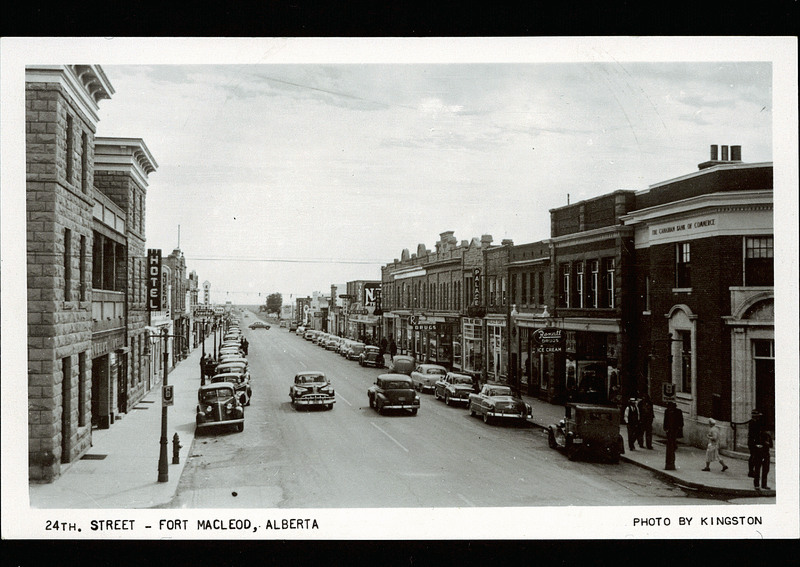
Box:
left=266, top=292, right=283, bottom=314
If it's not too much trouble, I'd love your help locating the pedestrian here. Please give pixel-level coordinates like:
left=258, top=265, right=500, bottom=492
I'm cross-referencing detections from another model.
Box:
left=389, top=338, right=397, bottom=359
left=702, top=418, right=728, bottom=472
left=753, top=429, right=773, bottom=491
left=637, top=393, right=655, bottom=449
left=242, top=337, right=249, bottom=355
left=380, top=336, right=388, bottom=356
left=663, top=401, right=683, bottom=471
left=623, top=398, right=640, bottom=451
left=747, top=409, right=763, bottom=478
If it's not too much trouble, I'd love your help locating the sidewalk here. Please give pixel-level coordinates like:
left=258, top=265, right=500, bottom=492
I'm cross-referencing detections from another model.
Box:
left=522, top=394, right=776, bottom=499
left=29, top=337, right=210, bottom=509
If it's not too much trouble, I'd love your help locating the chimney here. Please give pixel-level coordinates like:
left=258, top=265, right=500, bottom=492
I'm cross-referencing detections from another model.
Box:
left=721, top=145, right=729, bottom=161
left=501, top=239, right=514, bottom=246
left=480, top=234, right=493, bottom=247
left=710, top=144, right=718, bottom=161
left=731, top=145, right=742, bottom=161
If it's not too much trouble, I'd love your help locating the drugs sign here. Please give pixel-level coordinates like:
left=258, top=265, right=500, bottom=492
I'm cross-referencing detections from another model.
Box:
left=532, top=327, right=565, bottom=354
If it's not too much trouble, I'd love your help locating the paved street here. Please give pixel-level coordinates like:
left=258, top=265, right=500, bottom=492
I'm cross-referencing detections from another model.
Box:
left=167, top=311, right=723, bottom=508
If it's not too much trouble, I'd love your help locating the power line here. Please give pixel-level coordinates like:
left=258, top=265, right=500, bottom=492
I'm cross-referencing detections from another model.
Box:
left=186, top=256, right=385, bottom=265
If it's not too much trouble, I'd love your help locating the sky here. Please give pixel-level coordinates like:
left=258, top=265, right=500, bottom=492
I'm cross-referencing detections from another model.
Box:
left=6, top=38, right=787, bottom=306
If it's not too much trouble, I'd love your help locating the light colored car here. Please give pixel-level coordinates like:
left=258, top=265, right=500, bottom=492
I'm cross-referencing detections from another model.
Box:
left=210, top=372, right=251, bottom=406
left=295, top=325, right=306, bottom=335
left=337, top=339, right=354, bottom=356
left=290, top=371, right=335, bottom=410
left=433, top=372, right=475, bottom=405
left=304, top=330, right=317, bottom=341
left=410, top=364, right=447, bottom=392
left=468, top=383, right=532, bottom=425
left=345, top=341, right=366, bottom=360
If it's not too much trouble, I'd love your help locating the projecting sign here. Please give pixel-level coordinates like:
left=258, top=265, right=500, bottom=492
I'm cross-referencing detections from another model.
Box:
left=473, top=267, right=482, bottom=306
left=662, top=383, right=676, bottom=401
left=162, top=385, right=174, bottom=406
left=147, top=249, right=162, bottom=312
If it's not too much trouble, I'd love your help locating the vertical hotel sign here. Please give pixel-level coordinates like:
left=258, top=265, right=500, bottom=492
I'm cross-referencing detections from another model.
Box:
left=147, top=249, right=162, bottom=312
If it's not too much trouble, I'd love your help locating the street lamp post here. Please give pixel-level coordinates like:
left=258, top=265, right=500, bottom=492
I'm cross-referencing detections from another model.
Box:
left=200, top=318, right=206, bottom=386
left=150, top=328, right=186, bottom=483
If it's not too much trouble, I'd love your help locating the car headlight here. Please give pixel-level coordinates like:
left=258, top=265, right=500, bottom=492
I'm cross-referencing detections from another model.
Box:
left=226, top=402, right=233, bottom=410
left=206, top=405, right=213, bottom=413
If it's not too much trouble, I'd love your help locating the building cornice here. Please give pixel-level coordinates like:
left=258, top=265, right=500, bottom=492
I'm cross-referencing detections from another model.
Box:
left=94, top=137, right=158, bottom=189
left=26, top=65, right=114, bottom=124
left=621, top=190, right=773, bottom=226
left=550, top=224, right=633, bottom=248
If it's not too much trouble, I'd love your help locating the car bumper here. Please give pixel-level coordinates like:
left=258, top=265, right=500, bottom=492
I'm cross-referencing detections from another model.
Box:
left=196, top=417, right=244, bottom=428
left=487, top=411, right=531, bottom=419
left=382, top=403, right=420, bottom=409
left=294, top=395, right=336, bottom=405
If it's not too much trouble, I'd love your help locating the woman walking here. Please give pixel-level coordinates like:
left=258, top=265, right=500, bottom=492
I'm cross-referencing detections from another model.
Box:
left=702, top=418, right=728, bottom=472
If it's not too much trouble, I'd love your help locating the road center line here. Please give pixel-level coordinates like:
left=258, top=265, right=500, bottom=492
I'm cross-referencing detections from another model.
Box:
left=336, top=392, right=352, bottom=406
left=370, top=422, right=409, bottom=452
left=457, top=493, right=476, bottom=507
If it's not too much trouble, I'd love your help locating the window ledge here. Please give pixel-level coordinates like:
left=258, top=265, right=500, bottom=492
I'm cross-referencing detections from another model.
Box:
left=672, top=288, right=692, bottom=294
left=642, top=310, right=651, bottom=316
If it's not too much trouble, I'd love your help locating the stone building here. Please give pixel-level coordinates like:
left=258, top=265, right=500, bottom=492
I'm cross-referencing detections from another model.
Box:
left=93, top=137, right=157, bottom=423
left=26, top=65, right=114, bottom=481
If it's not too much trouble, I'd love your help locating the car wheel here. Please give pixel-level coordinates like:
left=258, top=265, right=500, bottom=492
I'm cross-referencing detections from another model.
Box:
left=483, top=412, right=491, bottom=425
left=469, top=403, right=476, bottom=417
left=445, top=393, right=451, bottom=406
left=369, top=395, right=374, bottom=408
left=376, top=400, right=384, bottom=415
left=567, top=444, right=579, bottom=461
left=609, top=447, right=620, bottom=464
left=548, top=429, right=557, bottom=449
left=236, top=421, right=244, bottom=433
left=410, top=408, right=418, bottom=416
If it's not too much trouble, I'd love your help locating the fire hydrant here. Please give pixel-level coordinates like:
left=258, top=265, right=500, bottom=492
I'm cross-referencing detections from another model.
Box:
left=172, top=433, right=182, bottom=465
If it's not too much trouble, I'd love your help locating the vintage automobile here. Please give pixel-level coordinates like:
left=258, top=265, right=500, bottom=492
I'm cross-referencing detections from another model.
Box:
left=313, top=333, right=328, bottom=346
left=249, top=320, right=270, bottom=329
left=359, top=345, right=385, bottom=368
left=367, top=374, right=420, bottom=415
left=210, top=372, right=251, bottom=405
left=410, top=363, right=447, bottom=392
left=295, top=325, right=306, bottom=336
left=433, top=371, right=476, bottom=405
left=304, top=330, right=317, bottom=341
left=289, top=322, right=298, bottom=332
left=324, top=336, right=341, bottom=351
left=345, top=341, right=366, bottom=361
left=289, top=371, right=335, bottom=410
left=389, top=355, right=416, bottom=376
left=280, top=320, right=287, bottom=328
left=547, top=403, right=624, bottom=463
left=468, top=383, right=532, bottom=425
left=196, top=382, right=244, bottom=432
left=215, top=360, right=250, bottom=384
left=337, top=339, right=354, bottom=356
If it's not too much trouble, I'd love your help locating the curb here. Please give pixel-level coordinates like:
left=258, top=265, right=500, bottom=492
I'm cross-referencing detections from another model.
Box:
left=620, top=455, right=775, bottom=498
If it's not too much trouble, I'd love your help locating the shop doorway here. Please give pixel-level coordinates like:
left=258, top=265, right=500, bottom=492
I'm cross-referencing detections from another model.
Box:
left=754, top=339, right=775, bottom=432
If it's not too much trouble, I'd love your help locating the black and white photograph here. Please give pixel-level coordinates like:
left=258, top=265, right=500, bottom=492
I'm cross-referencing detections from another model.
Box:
left=1, top=36, right=797, bottom=540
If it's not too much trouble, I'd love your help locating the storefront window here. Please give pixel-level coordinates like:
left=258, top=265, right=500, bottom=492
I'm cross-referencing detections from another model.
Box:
left=453, top=328, right=462, bottom=369
left=463, top=320, right=482, bottom=373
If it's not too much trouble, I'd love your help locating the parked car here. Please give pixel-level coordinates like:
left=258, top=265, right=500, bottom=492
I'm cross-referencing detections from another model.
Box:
left=295, top=325, right=305, bottom=335
left=215, top=360, right=250, bottom=384
left=410, top=363, right=447, bottom=392
left=280, top=320, right=287, bottom=328
left=468, top=383, right=532, bottom=425
left=304, top=330, right=316, bottom=341
left=367, top=374, right=420, bottom=415
left=359, top=346, right=385, bottom=368
left=313, top=333, right=328, bottom=346
left=289, top=371, right=335, bottom=410
left=210, top=372, right=251, bottom=406
left=345, top=341, right=366, bottom=361
left=289, top=322, right=298, bottom=332
left=249, top=321, right=270, bottom=329
left=433, top=372, right=476, bottom=405
left=389, top=355, right=415, bottom=376
left=196, top=382, right=244, bottom=432
left=324, top=336, right=341, bottom=351
left=337, top=339, right=354, bottom=356
left=548, top=403, right=624, bottom=463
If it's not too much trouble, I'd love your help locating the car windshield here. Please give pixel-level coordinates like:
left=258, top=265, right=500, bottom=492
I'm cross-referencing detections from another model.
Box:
left=488, top=387, right=512, bottom=396
left=202, top=388, right=233, bottom=401
left=427, top=368, right=446, bottom=375
left=453, top=376, right=473, bottom=384
left=385, top=381, right=410, bottom=389
left=297, top=374, right=325, bottom=384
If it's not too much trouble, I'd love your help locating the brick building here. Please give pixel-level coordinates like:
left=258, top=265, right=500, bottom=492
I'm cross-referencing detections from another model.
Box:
left=546, top=190, right=638, bottom=404
left=381, top=232, right=495, bottom=372
left=26, top=65, right=114, bottom=480
left=506, top=239, right=552, bottom=395
left=622, top=145, right=774, bottom=448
